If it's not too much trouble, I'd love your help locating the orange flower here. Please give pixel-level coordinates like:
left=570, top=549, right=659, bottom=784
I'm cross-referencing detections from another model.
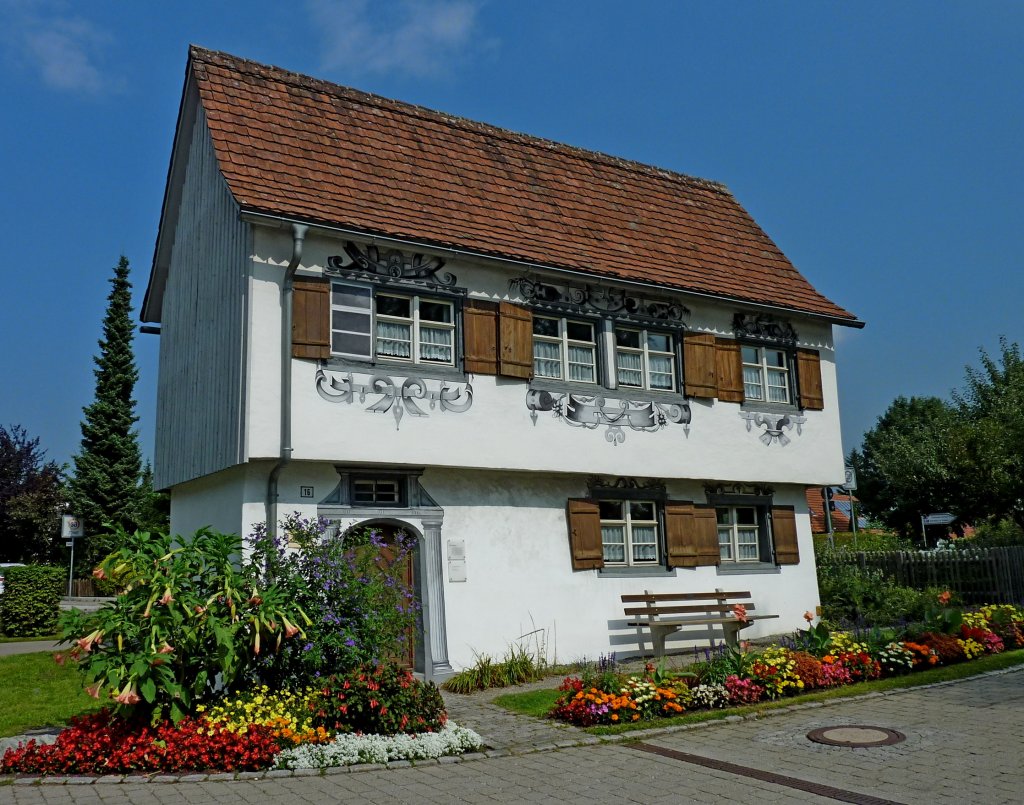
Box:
left=937, top=591, right=952, bottom=605
left=803, top=611, right=815, bottom=623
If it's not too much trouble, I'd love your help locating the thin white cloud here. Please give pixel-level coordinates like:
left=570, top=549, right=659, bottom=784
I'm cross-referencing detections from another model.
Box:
left=0, top=1, right=118, bottom=94
left=307, top=0, right=486, bottom=78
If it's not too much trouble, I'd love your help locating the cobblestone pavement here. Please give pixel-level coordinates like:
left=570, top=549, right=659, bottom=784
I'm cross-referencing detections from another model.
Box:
left=2, top=668, right=1022, bottom=804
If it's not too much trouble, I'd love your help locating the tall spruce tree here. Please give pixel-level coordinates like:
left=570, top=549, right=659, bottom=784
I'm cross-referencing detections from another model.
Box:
left=69, top=256, right=143, bottom=565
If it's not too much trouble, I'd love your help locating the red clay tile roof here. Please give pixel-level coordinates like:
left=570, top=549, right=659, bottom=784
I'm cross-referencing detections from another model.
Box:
left=806, top=487, right=860, bottom=533
left=189, top=46, right=859, bottom=324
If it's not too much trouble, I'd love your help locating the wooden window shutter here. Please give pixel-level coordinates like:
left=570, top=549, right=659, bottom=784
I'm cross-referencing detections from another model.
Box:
left=664, top=501, right=696, bottom=567
left=292, top=277, right=331, bottom=360
left=462, top=300, right=499, bottom=375
left=683, top=332, right=718, bottom=398
left=665, top=501, right=720, bottom=568
left=796, top=349, right=825, bottom=410
left=498, top=301, right=533, bottom=379
left=566, top=499, right=603, bottom=570
left=771, top=505, right=800, bottom=565
left=693, top=505, right=721, bottom=565
left=715, top=338, right=744, bottom=402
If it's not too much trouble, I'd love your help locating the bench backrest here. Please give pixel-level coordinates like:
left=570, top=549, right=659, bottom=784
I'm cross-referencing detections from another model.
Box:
left=622, top=590, right=755, bottom=620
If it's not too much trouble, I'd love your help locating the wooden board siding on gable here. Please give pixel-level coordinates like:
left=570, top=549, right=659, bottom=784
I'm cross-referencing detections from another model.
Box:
left=154, top=107, right=249, bottom=491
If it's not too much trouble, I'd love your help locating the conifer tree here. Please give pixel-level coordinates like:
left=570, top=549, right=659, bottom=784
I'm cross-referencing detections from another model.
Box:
left=69, top=256, right=143, bottom=565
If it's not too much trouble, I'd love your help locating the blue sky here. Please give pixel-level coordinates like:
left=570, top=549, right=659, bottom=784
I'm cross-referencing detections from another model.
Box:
left=1, top=0, right=1021, bottom=471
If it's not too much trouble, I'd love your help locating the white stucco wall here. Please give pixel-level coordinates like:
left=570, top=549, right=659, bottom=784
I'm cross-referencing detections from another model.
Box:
left=243, top=227, right=847, bottom=486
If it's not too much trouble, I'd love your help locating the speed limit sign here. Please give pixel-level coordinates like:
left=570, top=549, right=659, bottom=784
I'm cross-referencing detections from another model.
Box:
left=844, top=466, right=858, bottom=491
left=61, top=515, right=85, bottom=538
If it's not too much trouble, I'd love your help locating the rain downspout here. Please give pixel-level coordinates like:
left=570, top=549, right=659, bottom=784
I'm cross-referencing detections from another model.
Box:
left=265, top=223, right=309, bottom=533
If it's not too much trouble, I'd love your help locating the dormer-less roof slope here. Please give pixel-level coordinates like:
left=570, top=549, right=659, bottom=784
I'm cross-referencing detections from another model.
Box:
left=158, top=46, right=859, bottom=325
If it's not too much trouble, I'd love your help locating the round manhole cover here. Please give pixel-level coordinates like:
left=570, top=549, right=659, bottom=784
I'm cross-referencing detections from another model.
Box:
left=807, top=726, right=905, bottom=747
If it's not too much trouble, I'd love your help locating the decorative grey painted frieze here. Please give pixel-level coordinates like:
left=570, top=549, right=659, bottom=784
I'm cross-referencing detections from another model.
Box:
left=704, top=482, right=775, bottom=498
left=527, top=388, right=691, bottom=445
left=327, top=241, right=458, bottom=288
left=315, top=368, right=472, bottom=430
left=588, top=476, right=667, bottom=495
left=739, top=411, right=806, bottom=446
left=732, top=312, right=797, bottom=344
left=511, top=276, right=688, bottom=323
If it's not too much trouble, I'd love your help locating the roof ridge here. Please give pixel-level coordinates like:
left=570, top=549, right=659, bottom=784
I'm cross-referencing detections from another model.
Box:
left=188, top=45, right=731, bottom=197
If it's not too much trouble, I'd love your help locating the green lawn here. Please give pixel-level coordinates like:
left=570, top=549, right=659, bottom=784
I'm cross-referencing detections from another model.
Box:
left=0, top=652, right=101, bottom=738
left=494, top=650, right=1024, bottom=735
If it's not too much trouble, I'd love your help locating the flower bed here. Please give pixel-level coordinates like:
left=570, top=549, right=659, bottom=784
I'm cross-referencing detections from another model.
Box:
left=548, top=598, right=1024, bottom=728
left=1, top=520, right=484, bottom=777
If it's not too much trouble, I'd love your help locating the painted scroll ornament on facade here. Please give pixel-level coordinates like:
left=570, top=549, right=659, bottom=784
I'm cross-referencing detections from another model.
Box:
left=526, top=388, right=691, bottom=445
left=316, top=368, right=472, bottom=430
left=739, top=411, right=806, bottom=446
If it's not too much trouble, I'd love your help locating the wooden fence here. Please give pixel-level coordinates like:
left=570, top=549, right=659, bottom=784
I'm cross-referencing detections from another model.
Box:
left=69, top=578, right=97, bottom=597
left=822, top=547, right=1024, bottom=605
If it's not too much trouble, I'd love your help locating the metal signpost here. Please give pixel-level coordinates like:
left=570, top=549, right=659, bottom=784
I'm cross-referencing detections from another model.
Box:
left=62, top=515, right=85, bottom=597
left=844, top=466, right=859, bottom=547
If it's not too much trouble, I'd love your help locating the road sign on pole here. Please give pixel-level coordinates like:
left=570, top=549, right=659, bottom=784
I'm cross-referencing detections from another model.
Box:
left=61, top=515, right=84, bottom=597
left=62, top=516, right=84, bottom=538
left=844, top=466, right=858, bottom=491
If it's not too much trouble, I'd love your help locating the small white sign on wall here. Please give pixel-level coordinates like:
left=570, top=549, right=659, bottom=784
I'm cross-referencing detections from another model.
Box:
left=447, top=539, right=467, bottom=583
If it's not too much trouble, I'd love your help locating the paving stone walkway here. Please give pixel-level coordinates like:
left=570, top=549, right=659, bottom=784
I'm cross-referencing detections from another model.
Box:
left=2, top=666, right=1022, bottom=803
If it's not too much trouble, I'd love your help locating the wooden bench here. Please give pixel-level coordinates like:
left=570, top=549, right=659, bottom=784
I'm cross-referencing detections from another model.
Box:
left=622, top=589, right=779, bottom=658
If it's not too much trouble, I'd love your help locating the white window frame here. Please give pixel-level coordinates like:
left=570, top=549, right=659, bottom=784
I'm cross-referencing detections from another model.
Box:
left=600, top=500, right=660, bottom=566
left=716, top=506, right=762, bottom=563
left=532, top=315, right=598, bottom=383
left=614, top=327, right=676, bottom=392
left=741, top=345, right=792, bottom=404
left=329, top=282, right=456, bottom=367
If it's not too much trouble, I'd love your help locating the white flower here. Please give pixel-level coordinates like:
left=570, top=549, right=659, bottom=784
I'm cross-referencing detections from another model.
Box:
left=276, top=722, right=484, bottom=769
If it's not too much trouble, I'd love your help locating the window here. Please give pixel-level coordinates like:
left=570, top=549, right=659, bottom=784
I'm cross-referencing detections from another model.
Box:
left=351, top=477, right=404, bottom=506
left=615, top=328, right=675, bottom=391
left=532, top=316, right=597, bottom=382
left=742, top=346, right=791, bottom=404
left=600, top=500, right=659, bottom=566
left=330, top=283, right=455, bottom=366
left=716, top=506, right=761, bottom=562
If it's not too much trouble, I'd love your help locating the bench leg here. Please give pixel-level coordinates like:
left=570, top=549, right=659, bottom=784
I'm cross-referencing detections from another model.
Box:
left=649, top=625, right=674, bottom=659
left=721, top=621, right=750, bottom=651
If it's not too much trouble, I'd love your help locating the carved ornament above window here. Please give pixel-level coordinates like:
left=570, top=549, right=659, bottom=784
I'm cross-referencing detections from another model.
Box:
left=327, top=242, right=458, bottom=288
left=703, top=482, right=775, bottom=498
left=733, top=313, right=797, bottom=345
left=588, top=476, right=668, bottom=497
left=511, top=277, right=688, bottom=324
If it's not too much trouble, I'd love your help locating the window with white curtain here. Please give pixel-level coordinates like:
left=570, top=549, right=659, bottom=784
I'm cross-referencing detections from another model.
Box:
left=532, top=315, right=597, bottom=382
left=600, top=500, right=659, bottom=565
left=741, top=345, right=791, bottom=404
left=615, top=327, right=675, bottom=391
left=330, top=282, right=455, bottom=366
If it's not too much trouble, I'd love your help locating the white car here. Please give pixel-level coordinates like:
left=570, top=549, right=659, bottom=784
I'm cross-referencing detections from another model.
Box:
left=0, top=563, right=25, bottom=595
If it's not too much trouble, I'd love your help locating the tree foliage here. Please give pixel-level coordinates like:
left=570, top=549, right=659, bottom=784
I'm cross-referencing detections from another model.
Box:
left=68, top=256, right=144, bottom=565
left=0, top=424, right=65, bottom=563
left=854, top=337, right=1024, bottom=536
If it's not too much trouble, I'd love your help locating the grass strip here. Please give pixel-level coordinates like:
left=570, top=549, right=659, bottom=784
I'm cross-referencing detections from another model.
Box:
left=0, top=635, right=59, bottom=644
left=0, top=652, right=101, bottom=738
left=493, top=649, right=1024, bottom=735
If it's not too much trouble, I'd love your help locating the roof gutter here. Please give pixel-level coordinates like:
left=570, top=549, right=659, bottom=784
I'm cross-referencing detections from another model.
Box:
left=239, top=210, right=865, bottom=330
left=265, top=222, right=309, bottom=535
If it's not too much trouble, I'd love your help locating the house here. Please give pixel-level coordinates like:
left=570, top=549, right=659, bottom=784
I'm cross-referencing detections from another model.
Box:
left=142, top=46, right=863, bottom=680
left=805, top=488, right=868, bottom=533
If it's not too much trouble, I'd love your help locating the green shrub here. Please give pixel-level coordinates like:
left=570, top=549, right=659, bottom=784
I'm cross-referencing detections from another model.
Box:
left=816, top=560, right=941, bottom=627
left=247, top=515, right=419, bottom=688
left=813, top=531, right=912, bottom=554
left=0, top=565, right=65, bottom=636
left=59, top=527, right=310, bottom=723
left=442, top=644, right=544, bottom=694
left=964, top=519, right=1024, bottom=548
left=310, top=662, right=446, bottom=735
